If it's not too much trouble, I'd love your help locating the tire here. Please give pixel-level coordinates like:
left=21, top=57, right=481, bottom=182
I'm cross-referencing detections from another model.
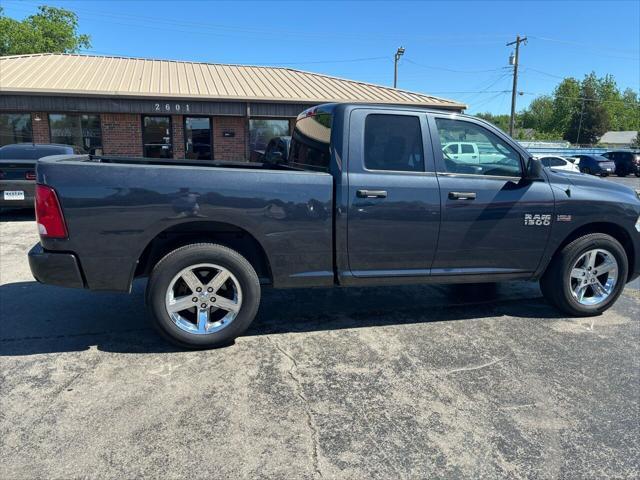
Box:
left=635, top=172, right=640, bottom=177
left=540, top=233, right=628, bottom=316
left=147, top=243, right=261, bottom=349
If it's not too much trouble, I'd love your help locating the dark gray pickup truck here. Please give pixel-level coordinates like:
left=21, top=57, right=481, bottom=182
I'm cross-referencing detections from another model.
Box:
left=29, top=103, right=640, bottom=348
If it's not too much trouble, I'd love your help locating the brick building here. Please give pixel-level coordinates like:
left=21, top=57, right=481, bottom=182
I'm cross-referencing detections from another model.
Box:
left=0, top=53, right=465, bottom=160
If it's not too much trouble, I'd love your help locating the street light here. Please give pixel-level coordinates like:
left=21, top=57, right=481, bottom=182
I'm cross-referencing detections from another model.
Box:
left=394, top=47, right=405, bottom=88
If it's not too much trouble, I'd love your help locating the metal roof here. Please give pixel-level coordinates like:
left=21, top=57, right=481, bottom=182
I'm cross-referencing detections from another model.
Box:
left=0, top=53, right=465, bottom=109
left=598, top=131, right=638, bottom=145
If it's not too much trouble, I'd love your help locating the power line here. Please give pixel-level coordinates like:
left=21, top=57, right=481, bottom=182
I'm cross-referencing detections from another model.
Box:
left=3, top=0, right=514, bottom=44
left=520, top=92, right=639, bottom=106
left=528, top=35, right=640, bottom=59
left=403, top=59, right=509, bottom=74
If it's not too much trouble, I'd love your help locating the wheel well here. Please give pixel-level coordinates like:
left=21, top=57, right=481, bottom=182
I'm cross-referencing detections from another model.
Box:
left=134, top=221, right=273, bottom=284
left=553, top=222, right=636, bottom=281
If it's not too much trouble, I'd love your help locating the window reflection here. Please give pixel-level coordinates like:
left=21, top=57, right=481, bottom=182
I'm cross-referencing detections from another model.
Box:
left=0, top=113, right=33, bottom=146
left=49, top=114, right=102, bottom=154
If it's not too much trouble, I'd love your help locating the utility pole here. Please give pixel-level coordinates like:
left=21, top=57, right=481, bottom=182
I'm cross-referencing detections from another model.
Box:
left=393, top=47, right=405, bottom=88
left=576, top=99, right=586, bottom=145
left=506, top=35, right=526, bottom=136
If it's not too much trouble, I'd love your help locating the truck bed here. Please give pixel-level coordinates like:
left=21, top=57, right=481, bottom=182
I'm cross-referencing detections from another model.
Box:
left=36, top=155, right=334, bottom=292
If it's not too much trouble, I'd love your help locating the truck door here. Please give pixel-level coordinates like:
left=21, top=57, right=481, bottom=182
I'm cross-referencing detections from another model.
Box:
left=346, top=109, right=441, bottom=278
left=428, top=114, right=554, bottom=274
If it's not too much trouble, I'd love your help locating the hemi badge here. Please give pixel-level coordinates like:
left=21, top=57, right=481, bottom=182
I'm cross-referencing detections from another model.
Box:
left=557, top=214, right=572, bottom=222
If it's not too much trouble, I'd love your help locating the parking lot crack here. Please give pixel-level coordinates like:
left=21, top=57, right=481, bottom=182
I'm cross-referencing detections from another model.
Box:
left=444, top=355, right=507, bottom=375
left=268, top=337, right=323, bottom=478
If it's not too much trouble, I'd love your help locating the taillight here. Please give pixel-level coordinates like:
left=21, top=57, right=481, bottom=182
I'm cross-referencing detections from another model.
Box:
left=25, top=171, right=36, bottom=180
left=35, top=185, right=68, bottom=238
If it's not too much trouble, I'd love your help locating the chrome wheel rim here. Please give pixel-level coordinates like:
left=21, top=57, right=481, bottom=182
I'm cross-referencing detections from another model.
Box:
left=165, top=263, right=242, bottom=335
left=569, top=249, right=618, bottom=306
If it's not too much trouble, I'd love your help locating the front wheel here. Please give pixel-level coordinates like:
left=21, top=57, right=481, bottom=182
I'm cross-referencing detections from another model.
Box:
left=540, top=233, right=628, bottom=316
left=147, top=243, right=261, bottom=349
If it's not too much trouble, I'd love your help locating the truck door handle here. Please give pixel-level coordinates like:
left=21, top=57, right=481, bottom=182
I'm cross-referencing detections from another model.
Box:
left=449, top=191, right=476, bottom=200
left=357, top=189, right=387, bottom=199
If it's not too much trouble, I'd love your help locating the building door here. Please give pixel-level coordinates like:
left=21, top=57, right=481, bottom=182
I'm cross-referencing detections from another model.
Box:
left=143, top=116, right=172, bottom=158
left=184, top=117, right=212, bottom=160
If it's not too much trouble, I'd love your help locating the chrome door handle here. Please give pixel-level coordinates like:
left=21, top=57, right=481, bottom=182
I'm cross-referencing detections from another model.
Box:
left=357, top=189, right=387, bottom=198
left=448, top=191, right=476, bottom=200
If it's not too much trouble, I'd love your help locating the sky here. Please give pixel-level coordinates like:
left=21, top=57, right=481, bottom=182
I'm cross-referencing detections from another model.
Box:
left=3, top=0, right=639, bottom=114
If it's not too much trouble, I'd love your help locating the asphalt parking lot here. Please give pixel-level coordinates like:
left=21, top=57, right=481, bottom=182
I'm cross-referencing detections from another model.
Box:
left=1, top=175, right=639, bottom=479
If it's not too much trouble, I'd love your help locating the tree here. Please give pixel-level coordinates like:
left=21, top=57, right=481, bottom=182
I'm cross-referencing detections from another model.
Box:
left=550, top=77, right=581, bottom=134
left=565, top=77, right=610, bottom=144
left=520, top=95, right=556, bottom=133
left=0, top=5, right=91, bottom=56
left=475, top=112, right=510, bottom=132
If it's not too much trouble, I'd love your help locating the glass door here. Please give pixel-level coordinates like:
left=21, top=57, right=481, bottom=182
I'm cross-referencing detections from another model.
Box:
left=142, top=116, right=172, bottom=158
left=184, top=117, right=212, bottom=160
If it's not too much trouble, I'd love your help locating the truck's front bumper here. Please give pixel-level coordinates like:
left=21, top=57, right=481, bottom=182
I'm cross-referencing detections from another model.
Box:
left=28, top=243, right=85, bottom=289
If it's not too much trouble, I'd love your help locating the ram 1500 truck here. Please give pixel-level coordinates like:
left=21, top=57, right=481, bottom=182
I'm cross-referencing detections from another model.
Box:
left=29, top=103, right=640, bottom=348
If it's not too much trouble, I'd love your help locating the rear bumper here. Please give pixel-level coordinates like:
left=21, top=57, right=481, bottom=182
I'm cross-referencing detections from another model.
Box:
left=28, top=243, right=85, bottom=289
left=0, top=181, right=35, bottom=208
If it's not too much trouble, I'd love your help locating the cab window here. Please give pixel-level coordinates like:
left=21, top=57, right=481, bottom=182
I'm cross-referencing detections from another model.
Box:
left=435, top=118, right=522, bottom=177
left=364, top=114, right=424, bottom=172
left=443, top=143, right=458, bottom=155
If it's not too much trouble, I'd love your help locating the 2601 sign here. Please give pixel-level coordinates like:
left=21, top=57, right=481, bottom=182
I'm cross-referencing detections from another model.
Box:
left=153, top=103, right=191, bottom=113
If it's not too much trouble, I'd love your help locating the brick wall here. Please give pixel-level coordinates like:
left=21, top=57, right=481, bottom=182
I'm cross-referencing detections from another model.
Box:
left=213, top=116, right=247, bottom=161
left=31, top=112, right=50, bottom=143
left=101, top=114, right=142, bottom=156
left=172, top=115, right=185, bottom=159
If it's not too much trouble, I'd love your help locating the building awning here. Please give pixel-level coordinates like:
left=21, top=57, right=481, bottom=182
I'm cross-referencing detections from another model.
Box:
left=0, top=53, right=465, bottom=110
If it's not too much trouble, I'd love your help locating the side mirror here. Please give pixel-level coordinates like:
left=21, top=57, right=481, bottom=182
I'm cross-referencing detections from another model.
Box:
left=523, top=157, right=543, bottom=180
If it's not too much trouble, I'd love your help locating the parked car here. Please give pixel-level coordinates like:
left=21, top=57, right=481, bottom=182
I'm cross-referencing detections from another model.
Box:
left=574, top=154, right=616, bottom=176
left=0, top=143, right=82, bottom=209
left=263, top=136, right=291, bottom=164
left=28, top=103, right=640, bottom=349
left=442, top=142, right=480, bottom=163
left=536, top=155, right=580, bottom=172
left=602, top=151, right=640, bottom=177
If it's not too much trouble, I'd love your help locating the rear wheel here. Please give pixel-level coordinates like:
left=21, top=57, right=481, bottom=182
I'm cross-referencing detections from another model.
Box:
left=147, top=243, right=261, bottom=348
left=540, top=233, right=628, bottom=316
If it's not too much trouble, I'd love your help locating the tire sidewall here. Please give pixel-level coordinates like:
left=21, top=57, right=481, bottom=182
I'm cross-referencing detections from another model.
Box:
left=559, top=236, right=628, bottom=315
left=148, top=244, right=261, bottom=348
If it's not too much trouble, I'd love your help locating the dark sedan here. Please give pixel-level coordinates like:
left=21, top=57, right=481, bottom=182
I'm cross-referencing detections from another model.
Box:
left=575, top=154, right=616, bottom=176
left=0, top=143, right=82, bottom=209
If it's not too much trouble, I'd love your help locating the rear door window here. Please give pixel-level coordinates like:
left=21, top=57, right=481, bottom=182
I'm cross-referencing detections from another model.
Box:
left=364, top=114, right=424, bottom=172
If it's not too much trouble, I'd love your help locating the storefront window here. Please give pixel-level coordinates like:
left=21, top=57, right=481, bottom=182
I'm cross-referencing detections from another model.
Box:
left=49, top=114, right=102, bottom=154
left=0, top=113, right=33, bottom=146
left=249, top=119, right=290, bottom=155
left=185, top=117, right=212, bottom=160
left=143, top=116, right=172, bottom=158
